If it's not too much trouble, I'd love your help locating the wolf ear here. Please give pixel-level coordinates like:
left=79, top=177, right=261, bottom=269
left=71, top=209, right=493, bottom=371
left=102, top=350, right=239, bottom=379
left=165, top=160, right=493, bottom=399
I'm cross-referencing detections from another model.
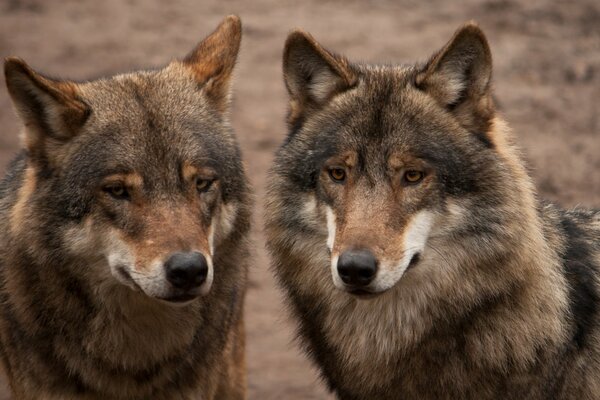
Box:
left=415, top=22, right=494, bottom=134
left=182, top=15, right=242, bottom=113
left=283, top=31, right=357, bottom=125
left=4, top=57, right=90, bottom=163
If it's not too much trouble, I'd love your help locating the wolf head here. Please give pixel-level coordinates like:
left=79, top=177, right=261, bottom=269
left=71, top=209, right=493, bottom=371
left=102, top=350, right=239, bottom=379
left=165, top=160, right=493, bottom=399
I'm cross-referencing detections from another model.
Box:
left=4, top=16, right=249, bottom=304
left=268, top=23, right=533, bottom=299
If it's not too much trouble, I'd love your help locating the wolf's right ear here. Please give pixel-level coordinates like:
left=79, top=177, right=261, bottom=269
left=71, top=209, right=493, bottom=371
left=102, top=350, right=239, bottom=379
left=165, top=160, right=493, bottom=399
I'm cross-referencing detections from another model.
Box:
left=182, top=15, right=242, bottom=114
left=283, top=31, right=357, bottom=125
left=4, top=57, right=90, bottom=163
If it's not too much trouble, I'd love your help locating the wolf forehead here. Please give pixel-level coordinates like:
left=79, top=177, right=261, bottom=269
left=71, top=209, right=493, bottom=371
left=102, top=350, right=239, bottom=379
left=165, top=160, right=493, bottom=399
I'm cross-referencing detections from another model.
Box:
left=81, top=68, right=234, bottom=144
left=86, top=66, right=222, bottom=114
left=276, top=67, right=496, bottom=193
left=62, top=70, right=245, bottom=189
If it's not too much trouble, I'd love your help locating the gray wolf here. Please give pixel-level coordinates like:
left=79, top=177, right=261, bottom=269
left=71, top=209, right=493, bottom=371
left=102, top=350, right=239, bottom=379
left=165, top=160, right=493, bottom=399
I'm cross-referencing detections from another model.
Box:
left=0, top=15, right=250, bottom=400
left=265, top=22, right=600, bottom=399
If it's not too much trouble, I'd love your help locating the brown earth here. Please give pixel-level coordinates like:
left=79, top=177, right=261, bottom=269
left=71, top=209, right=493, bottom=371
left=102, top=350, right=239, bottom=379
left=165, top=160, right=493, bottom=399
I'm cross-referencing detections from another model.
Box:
left=0, top=0, right=598, bottom=398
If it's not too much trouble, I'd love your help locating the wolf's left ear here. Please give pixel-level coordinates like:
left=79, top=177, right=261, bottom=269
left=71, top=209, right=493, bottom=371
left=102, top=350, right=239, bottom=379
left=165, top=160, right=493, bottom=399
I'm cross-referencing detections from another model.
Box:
left=283, top=31, right=357, bottom=125
left=415, top=22, right=494, bottom=134
left=182, top=15, right=242, bottom=113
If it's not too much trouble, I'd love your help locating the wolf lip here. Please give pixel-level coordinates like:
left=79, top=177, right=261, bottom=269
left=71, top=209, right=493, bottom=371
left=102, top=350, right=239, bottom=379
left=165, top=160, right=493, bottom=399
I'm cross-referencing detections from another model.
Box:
left=406, top=252, right=421, bottom=271
left=347, top=288, right=379, bottom=299
left=117, top=266, right=143, bottom=292
left=159, top=293, right=199, bottom=303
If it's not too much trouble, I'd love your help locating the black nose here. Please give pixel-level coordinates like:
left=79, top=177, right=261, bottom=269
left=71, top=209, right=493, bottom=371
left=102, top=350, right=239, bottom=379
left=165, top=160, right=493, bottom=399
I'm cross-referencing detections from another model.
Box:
left=165, top=252, right=208, bottom=290
left=337, top=249, right=378, bottom=287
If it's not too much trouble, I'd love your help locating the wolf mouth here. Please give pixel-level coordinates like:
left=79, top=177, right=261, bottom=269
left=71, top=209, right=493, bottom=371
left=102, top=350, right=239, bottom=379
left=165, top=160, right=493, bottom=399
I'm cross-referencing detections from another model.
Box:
left=159, top=294, right=199, bottom=303
left=347, top=288, right=379, bottom=299
left=406, top=252, right=421, bottom=271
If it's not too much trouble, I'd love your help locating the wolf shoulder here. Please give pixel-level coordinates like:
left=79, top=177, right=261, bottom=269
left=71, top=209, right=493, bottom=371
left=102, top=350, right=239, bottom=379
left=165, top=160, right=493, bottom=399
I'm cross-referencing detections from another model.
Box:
left=541, top=201, right=600, bottom=350
left=541, top=202, right=600, bottom=265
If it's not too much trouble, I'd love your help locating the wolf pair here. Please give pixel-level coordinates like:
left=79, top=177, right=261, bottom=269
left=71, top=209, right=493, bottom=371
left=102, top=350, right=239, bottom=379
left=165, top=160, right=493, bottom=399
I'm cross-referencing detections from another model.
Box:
left=0, top=14, right=598, bottom=400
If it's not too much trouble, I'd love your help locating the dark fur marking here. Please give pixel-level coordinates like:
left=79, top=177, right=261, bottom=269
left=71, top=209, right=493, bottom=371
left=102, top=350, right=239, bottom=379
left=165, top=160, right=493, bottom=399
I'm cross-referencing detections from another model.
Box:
left=0, top=152, right=27, bottom=207
left=285, top=113, right=305, bottom=143
left=277, top=132, right=338, bottom=192
left=560, top=214, right=599, bottom=349
left=473, top=131, right=494, bottom=149
left=407, top=252, right=420, bottom=270
left=418, top=146, right=483, bottom=196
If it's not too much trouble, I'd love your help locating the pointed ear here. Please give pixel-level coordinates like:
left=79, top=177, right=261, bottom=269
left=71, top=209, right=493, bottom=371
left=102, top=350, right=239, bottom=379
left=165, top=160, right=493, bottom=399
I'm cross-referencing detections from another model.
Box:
left=182, top=15, right=242, bottom=113
left=415, top=22, right=494, bottom=134
left=283, top=30, right=357, bottom=124
left=4, top=57, right=90, bottom=163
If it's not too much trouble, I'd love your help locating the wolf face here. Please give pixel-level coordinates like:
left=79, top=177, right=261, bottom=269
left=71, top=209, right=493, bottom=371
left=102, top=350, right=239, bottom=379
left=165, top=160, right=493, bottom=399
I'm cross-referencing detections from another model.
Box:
left=4, top=16, right=246, bottom=304
left=271, top=24, right=502, bottom=298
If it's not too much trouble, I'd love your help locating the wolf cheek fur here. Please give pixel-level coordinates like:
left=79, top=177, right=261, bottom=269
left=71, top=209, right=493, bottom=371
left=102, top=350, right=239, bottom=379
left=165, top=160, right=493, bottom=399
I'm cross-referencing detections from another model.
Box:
left=265, top=23, right=600, bottom=399
left=0, top=16, right=251, bottom=400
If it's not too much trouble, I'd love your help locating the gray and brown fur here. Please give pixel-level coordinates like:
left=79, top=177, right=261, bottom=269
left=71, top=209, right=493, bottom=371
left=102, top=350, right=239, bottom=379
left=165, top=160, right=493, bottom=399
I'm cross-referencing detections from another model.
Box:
left=265, top=22, right=600, bottom=399
left=0, top=15, right=250, bottom=400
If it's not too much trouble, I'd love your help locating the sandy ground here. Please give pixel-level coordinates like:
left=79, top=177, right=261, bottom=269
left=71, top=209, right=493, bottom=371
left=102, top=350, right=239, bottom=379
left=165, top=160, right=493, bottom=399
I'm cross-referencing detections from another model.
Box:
left=0, top=0, right=598, bottom=398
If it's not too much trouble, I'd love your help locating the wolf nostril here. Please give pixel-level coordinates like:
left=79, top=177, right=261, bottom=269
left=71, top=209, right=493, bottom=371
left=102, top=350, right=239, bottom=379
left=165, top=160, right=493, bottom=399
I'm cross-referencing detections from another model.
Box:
left=337, top=249, right=378, bottom=287
left=358, top=267, right=374, bottom=279
left=165, top=252, right=208, bottom=290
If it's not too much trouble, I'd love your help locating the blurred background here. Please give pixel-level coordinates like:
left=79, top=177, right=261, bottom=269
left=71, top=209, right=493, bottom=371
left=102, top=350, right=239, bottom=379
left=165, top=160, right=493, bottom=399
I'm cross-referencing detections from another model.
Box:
left=0, top=0, right=598, bottom=398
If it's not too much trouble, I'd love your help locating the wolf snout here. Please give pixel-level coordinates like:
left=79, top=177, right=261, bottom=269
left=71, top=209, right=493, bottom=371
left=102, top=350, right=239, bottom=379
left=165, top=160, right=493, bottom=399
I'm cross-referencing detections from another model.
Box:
left=165, top=251, right=209, bottom=290
left=337, top=249, right=378, bottom=288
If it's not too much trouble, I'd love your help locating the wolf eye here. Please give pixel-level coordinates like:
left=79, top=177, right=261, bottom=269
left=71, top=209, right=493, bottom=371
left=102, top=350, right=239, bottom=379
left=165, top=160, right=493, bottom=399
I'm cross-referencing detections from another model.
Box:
left=103, top=183, right=129, bottom=200
left=196, top=177, right=213, bottom=193
left=404, top=170, right=424, bottom=184
left=328, top=168, right=346, bottom=183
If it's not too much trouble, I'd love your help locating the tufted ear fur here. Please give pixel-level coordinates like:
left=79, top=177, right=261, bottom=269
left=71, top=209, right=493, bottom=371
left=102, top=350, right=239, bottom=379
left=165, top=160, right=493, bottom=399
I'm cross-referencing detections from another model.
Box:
left=415, top=22, right=495, bottom=137
left=4, top=57, right=90, bottom=167
left=283, top=30, right=357, bottom=126
left=181, top=15, right=242, bottom=114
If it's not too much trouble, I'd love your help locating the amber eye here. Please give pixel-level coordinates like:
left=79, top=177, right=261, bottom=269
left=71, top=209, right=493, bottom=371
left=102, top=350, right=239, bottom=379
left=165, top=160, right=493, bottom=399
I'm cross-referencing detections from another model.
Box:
left=404, top=170, right=424, bottom=184
left=328, top=167, right=346, bottom=183
left=103, top=183, right=129, bottom=200
left=196, top=177, right=213, bottom=193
